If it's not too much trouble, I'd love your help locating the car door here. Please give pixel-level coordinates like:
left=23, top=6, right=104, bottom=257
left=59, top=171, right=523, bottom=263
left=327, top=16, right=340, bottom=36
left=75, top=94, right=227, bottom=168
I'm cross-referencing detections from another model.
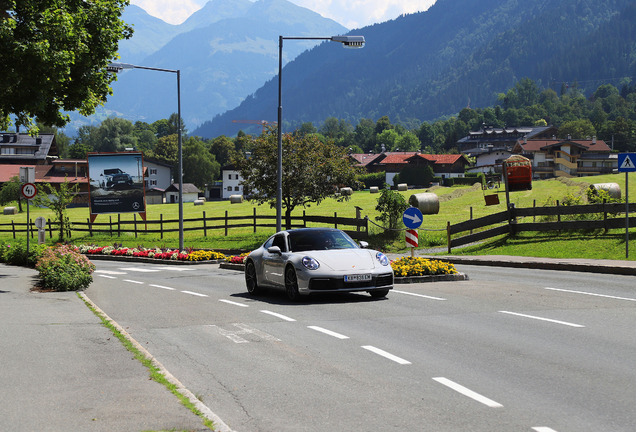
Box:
left=262, top=234, right=287, bottom=287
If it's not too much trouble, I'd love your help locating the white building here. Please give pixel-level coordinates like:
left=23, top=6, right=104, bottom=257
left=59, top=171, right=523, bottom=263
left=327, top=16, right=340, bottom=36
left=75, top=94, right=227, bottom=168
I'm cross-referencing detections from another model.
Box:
left=221, top=164, right=243, bottom=199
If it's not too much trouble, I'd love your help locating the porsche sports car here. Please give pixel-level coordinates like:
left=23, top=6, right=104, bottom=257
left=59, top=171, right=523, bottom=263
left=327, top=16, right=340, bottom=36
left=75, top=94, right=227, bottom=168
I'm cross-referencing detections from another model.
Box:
left=244, top=228, right=394, bottom=300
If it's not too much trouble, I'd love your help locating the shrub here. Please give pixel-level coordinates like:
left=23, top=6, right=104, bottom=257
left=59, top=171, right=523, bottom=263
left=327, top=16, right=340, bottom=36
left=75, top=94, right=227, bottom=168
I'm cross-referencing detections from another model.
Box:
left=391, top=256, right=457, bottom=277
left=375, top=184, right=409, bottom=233
left=0, top=241, right=47, bottom=267
left=358, top=172, right=386, bottom=189
left=36, top=245, right=95, bottom=291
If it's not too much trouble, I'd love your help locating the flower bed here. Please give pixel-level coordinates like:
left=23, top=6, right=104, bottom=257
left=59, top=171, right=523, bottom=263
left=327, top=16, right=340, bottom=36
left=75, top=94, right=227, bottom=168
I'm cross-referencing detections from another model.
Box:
left=390, top=256, right=458, bottom=277
left=78, top=244, right=226, bottom=262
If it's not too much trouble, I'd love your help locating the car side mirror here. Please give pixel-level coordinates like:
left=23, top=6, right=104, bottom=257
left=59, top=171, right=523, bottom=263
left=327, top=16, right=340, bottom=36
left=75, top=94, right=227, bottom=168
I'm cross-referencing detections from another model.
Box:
left=359, top=241, right=369, bottom=248
left=267, top=246, right=282, bottom=254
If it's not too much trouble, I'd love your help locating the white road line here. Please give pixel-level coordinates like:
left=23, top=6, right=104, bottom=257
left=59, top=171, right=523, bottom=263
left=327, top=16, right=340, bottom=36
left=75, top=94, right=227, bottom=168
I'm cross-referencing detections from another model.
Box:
left=118, top=267, right=160, bottom=272
left=219, top=299, right=248, bottom=307
left=308, top=326, right=349, bottom=339
left=149, top=284, right=176, bottom=291
left=94, top=270, right=127, bottom=275
left=98, top=274, right=117, bottom=279
left=261, top=310, right=296, bottom=321
left=532, top=427, right=559, bottom=432
left=123, top=279, right=144, bottom=284
left=545, top=287, right=636, bottom=302
left=499, top=311, right=584, bottom=328
left=152, top=266, right=194, bottom=272
left=361, top=345, right=411, bottom=365
left=393, top=290, right=446, bottom=301
left=181, top=290, right=208, bottom=297
left=433, top=377, right=503, bottom=408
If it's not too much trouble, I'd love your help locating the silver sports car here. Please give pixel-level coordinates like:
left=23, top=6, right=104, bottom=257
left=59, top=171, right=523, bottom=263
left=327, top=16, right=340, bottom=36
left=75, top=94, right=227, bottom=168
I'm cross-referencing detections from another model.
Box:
left=244, top=228, right=394, bottom=300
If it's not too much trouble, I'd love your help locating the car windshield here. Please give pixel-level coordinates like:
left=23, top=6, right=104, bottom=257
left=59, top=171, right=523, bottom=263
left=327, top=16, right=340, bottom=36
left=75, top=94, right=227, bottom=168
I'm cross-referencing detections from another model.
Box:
left=288, top=230, right=359, bottom=252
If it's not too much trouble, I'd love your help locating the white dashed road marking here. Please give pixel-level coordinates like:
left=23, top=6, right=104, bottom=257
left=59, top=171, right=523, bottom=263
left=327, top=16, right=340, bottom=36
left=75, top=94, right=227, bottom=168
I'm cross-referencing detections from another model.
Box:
left=308, top=326, right=349, bottom=339
left=261, top=310, right=296, bottom=321
left=149, top=284, right=176, bottom=290
left=181, top=290, right=208, bottom=297
left=545, top=287, right=636, bottom=302
left=499, top=311, right=584, bottom=328
left=362, top=345, right=411, bottom=365
left=433, top=377, right=503, bottom=408
left=219, top=299, right=248, bottom=307
left=123, top=279, right=144, bottom=284
left=393, top=290, right=446, bottom=301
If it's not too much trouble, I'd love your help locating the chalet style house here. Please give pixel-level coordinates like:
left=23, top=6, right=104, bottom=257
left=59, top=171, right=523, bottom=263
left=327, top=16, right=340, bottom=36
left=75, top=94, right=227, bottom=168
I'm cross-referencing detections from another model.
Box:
left=512, top=136, right=616, bottom=179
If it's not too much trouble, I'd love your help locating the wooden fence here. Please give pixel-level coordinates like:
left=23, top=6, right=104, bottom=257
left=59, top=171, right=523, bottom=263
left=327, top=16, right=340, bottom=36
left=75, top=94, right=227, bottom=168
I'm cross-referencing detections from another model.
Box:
left=447, top=201, right=636, bottom=252
left=0, top=208, right=369, bottom=241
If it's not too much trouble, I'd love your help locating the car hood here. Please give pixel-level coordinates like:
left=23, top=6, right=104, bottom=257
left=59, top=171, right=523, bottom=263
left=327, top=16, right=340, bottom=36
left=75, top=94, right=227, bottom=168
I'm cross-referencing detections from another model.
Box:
left=304, top=249, right=377, bottom=271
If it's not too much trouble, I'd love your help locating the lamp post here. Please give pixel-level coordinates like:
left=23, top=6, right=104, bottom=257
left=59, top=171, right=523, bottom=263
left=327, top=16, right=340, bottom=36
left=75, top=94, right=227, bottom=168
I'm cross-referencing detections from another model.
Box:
left=107, top=62, right=184, bottom=250
left=276, top=35, right=365, bottom=232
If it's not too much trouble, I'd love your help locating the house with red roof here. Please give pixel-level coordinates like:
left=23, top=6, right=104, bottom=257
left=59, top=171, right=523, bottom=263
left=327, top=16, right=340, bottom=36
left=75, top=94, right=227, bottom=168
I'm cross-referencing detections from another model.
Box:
left=512, top=136, right=616, bottom=178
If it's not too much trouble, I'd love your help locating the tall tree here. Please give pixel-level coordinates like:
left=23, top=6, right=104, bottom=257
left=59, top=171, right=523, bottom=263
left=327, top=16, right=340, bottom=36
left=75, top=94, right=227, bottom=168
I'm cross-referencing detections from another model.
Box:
left=234, top=130, right=363, bottom=229
left=182, top=137, right=219, bottom=189
left=0, top=0, right=132, bottom=131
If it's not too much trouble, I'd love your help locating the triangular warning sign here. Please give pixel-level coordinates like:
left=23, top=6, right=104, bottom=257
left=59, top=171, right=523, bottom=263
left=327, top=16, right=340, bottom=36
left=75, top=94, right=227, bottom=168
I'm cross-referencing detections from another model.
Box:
left=620, top=155, right=635, bottom=169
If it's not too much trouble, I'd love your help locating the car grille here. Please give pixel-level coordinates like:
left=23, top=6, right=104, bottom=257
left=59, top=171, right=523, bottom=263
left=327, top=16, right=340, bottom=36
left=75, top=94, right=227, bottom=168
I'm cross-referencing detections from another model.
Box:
left=309, top=273, right=393, bottom=291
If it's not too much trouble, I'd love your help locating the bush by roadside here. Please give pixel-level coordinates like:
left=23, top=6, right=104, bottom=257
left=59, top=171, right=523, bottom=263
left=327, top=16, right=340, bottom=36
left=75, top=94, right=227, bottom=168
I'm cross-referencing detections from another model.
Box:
left=35, top=244, right=95, bottom=291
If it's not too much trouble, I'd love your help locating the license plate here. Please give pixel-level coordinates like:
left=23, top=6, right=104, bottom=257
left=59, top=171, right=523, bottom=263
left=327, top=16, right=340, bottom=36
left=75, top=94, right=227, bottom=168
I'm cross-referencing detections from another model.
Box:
left=344, top=274, right=372, bottom=282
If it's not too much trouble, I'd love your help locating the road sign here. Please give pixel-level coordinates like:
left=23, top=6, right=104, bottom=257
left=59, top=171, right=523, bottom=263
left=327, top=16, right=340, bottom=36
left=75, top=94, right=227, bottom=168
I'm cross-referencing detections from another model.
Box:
left=21, top=183, right=37, bottom=200
left=618, top=153, right=636, bottom=172
left=402, top=207, right=423, bottom=229
left=405, top=229, right=418, bottom=248
left=35, top=216, right=47, bottom=229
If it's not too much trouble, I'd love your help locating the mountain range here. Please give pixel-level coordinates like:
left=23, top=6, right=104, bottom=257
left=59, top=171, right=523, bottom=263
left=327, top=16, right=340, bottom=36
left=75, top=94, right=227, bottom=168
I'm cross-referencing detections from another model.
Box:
left=66, top=0, right=348, bottom=134
left=192, top=0, right=636, bottom=138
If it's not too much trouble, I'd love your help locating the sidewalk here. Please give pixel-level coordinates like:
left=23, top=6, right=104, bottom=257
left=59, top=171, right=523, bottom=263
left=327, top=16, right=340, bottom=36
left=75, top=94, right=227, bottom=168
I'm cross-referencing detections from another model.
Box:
left=0, top=263, right=211, bottom=432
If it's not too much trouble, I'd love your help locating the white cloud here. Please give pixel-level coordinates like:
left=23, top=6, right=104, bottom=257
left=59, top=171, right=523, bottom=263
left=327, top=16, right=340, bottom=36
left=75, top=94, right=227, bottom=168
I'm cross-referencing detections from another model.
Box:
left=130, top=0, right=203, bottom=25
left=130, top=0, right=436, bottom=28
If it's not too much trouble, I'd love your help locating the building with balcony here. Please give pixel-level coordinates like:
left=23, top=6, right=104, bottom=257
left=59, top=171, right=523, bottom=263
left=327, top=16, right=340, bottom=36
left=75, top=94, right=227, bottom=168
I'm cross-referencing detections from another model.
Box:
left=512, top=136, right=616, bottom=178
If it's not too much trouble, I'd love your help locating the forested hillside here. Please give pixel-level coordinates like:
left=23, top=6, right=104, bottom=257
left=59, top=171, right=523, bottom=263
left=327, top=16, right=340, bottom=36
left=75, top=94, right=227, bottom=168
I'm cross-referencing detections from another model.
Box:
left=193, top=0, right=636, bottom=138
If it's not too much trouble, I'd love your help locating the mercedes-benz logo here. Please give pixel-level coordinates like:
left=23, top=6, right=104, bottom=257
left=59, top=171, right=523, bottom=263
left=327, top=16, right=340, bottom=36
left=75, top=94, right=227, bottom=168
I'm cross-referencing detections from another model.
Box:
left=132, top=201, right=140, bottom=210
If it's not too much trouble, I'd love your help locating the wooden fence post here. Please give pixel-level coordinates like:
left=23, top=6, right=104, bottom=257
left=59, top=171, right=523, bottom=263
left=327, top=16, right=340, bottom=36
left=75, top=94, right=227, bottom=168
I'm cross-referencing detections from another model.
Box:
left=533, top=199, right=536, bottom=223
left=253, top=207, right=257, bottom=233
left=603, top=199, right=608, bottom=233
left=109, top=216, right=112, bottom=237
left=48, top=219, right=52, bottom=239
left=11, top=220, right=15, bottom=239
left=203, top=211, right=207, bottom=237
left=134, top=214, right=137, bottom=238
left=118, top=214, right=121, bottom=237
left=160, top=214, right=163, bottom=240
left=334, top=212, right=338, bottom=229
left=225, top=210, right=228, bottom=236
left=447, top=221, right=451, bottom=254
left=88, top=218, right=93, bottom=237
left=470, top=207, right=473, bottom=235
left=303, top=210, right=306, bottom=228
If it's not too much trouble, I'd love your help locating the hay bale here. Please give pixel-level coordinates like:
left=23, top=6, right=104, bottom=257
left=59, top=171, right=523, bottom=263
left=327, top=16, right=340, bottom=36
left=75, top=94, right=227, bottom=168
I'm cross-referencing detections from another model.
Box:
left=3, top=207, right=17, bottom=215
left=340, top=187, right=353, bottom=196
left=408, top=193, right=440, bottom=215
left=590, top=183, right=621, bottom=199
left=397, top=183, right=408, bottom=191
left=229, top=195, right=244, bottom=204
left=194, top=199, right=204, bottom=206
left=370, top=186, right=379, bottom=194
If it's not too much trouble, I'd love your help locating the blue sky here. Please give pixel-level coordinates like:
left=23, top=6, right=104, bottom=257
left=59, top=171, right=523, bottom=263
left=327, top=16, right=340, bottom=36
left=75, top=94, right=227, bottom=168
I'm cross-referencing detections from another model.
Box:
left=130, top=0, right=436, bottom=30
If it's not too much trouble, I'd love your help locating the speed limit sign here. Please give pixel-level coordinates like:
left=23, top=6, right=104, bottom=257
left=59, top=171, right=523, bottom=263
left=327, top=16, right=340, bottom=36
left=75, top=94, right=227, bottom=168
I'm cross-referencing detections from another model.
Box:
left=21, top=183, right=37, bottom=200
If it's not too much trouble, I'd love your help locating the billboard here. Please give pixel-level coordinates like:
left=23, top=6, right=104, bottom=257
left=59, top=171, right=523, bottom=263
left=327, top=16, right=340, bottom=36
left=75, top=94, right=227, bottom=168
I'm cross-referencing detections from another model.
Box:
left=87, top=152, right=146, bottom=215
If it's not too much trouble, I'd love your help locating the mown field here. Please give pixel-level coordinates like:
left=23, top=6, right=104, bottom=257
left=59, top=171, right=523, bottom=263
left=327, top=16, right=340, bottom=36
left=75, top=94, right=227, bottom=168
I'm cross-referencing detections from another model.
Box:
left=1, top=172, right=635, bottom=260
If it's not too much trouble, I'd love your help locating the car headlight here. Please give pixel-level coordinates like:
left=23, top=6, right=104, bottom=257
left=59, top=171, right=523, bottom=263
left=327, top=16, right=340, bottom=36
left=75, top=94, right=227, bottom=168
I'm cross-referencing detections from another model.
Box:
left=376, top=252, right=390, bottom=266
left=302, top=256, right=320, bottom=270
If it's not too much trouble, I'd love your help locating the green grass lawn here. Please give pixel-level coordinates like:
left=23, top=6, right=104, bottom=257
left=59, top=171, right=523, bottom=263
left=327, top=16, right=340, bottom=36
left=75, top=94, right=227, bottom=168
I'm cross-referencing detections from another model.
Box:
left=2, top=172, right=635, bottom=260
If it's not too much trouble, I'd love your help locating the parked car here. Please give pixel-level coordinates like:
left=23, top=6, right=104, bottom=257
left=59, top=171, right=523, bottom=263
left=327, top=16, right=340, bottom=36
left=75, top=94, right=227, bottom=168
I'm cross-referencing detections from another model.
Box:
left=103, top=168, right=134, bottom=189
left=244, top=228, right=394, bottom=300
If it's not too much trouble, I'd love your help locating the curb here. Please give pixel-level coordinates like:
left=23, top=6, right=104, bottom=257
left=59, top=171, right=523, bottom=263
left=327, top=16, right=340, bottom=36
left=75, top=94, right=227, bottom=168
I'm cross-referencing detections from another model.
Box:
left=78, top=292, right=235, bottom=432
left=85, top=254, right=223, bottom=265
left=394, top=272, right=468, bottom=284
left=218, top=262, right=465, bottom=283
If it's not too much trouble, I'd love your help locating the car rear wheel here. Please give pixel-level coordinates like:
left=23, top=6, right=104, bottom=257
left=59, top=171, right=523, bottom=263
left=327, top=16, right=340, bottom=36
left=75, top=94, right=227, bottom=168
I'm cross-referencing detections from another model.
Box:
left=369, top=289, right=389, bottom=298
left=245, top=261, right=260, bottom=294
left=285, top=266, right=301, bottom=301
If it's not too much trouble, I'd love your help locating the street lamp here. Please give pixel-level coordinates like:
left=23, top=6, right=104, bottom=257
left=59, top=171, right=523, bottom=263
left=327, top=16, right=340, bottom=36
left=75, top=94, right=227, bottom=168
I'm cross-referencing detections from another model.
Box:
left=107, top=62, right=185, bottom=250
left=276, top=35, right=365, bottom=232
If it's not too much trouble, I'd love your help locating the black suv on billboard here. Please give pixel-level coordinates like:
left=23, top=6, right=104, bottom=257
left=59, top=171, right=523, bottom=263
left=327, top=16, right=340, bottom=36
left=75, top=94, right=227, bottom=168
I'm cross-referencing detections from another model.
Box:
left=104, top=168, right=134, bottom=189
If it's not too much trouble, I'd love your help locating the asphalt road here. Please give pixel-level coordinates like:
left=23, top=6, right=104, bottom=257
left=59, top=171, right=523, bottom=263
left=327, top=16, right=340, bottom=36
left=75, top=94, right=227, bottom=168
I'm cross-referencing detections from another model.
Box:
left=84, top=262, right=636, bottom=432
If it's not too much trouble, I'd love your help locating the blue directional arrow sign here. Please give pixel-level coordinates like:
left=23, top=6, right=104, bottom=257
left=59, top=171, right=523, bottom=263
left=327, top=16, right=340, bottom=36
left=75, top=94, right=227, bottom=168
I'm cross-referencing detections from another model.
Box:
left=618, top=153, right=636, bottom=172
left=402, top=207, right=423, bottom=229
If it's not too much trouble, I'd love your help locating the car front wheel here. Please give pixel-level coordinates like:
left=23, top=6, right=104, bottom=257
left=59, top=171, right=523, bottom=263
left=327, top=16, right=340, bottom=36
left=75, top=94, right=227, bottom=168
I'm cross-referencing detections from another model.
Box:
left=285, top=266, right=301, bottom=301
left=369, top=289, right=389, bottom=298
